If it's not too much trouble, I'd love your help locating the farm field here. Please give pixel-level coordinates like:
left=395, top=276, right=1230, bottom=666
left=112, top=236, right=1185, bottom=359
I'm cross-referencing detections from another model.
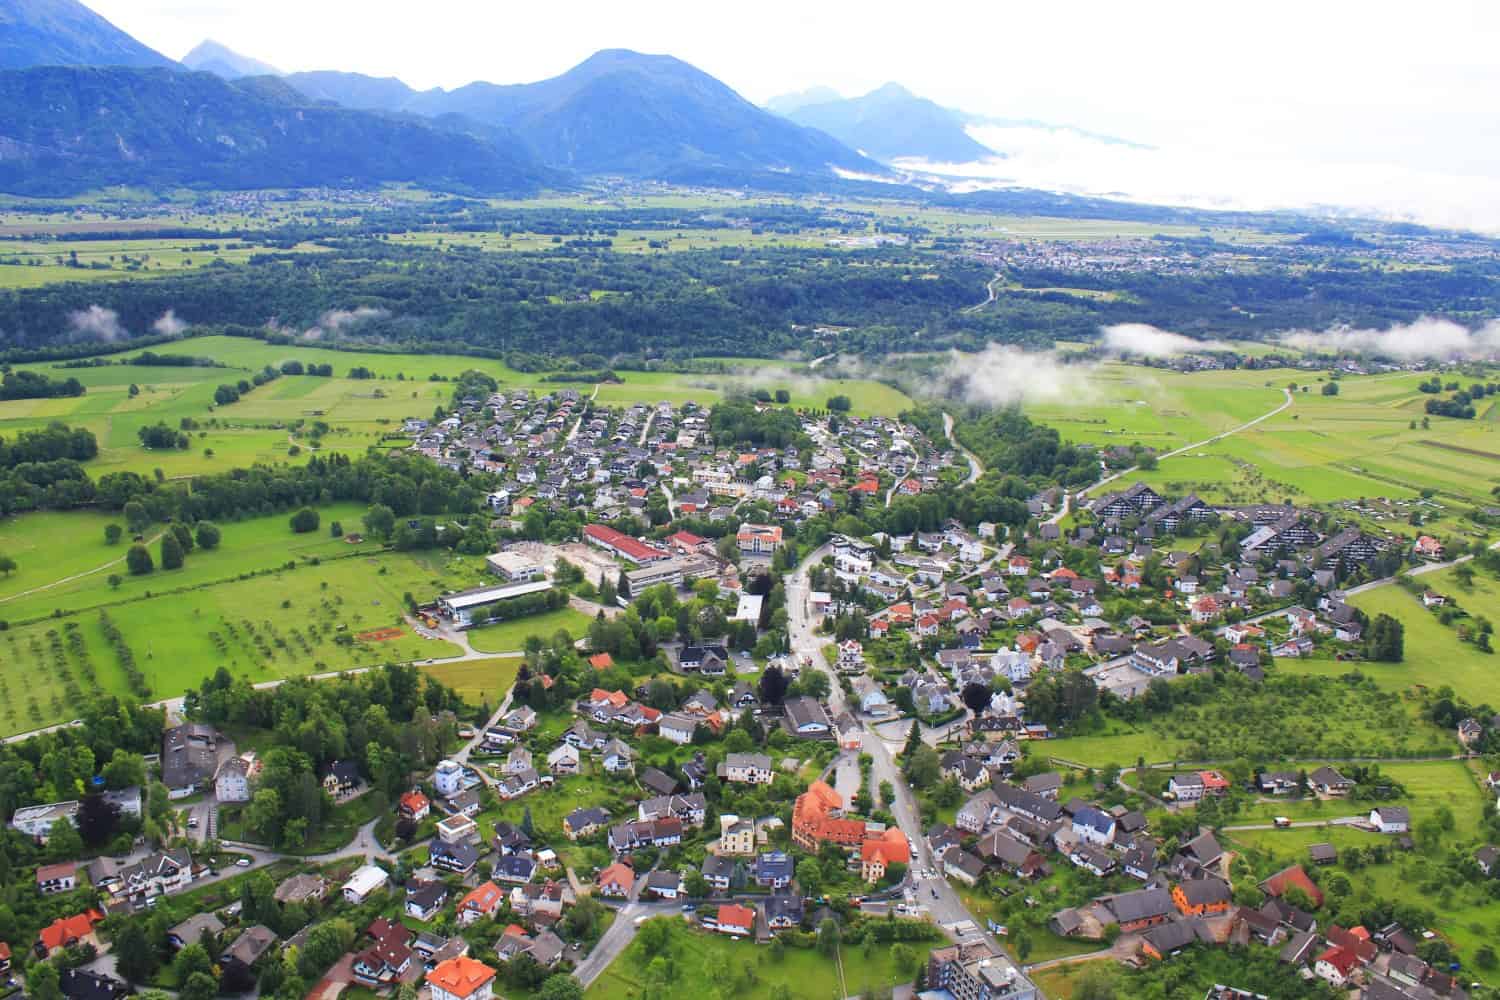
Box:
left=0, top=548, right=464, bottom=736
left=1226, top=759, right=1486, bottom=833
left=0, top=502, right=374, bottom=622
left=583, top=916, right=929, bottom=1000
left=1343, top=575, right=1500, bottom=704
left=419, top=656, right=523, bottom=707
left=466, top=607, right=594, bottom=653
left=0, top=237, right=327, bottom=288
left=1120, top=370, right=1500, bottom=526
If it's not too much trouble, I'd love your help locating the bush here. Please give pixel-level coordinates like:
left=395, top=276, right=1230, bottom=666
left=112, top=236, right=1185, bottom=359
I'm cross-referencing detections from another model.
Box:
left=290, top=507, right=320, bottom=534
left=126, top=544, right=153, bottom=576
left=195, top=522, right=221, bottom=549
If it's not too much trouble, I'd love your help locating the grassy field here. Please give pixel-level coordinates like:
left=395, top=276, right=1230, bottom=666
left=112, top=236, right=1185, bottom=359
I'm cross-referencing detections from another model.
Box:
left=466, top=607, right=594, bottom=653
left=0, top=502, right=377, bottom=621
left=584, top=916, right=928, bottom=1000
left=1343, top=575, right=1500, bottom=704
left=420, top=656, right=522, bottom=707
left=0, top=547, right=467, bottom=735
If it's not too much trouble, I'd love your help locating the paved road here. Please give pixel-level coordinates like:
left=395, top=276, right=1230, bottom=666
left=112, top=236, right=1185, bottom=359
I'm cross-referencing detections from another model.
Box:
left=942, top=411, right=984, bottom=485
left=1221, top=816, right=1365, bottom=832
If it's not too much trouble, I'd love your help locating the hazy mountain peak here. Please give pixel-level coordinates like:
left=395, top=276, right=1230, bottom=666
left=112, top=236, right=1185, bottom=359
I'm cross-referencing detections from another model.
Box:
left=781, top=82, right=995, bottom=164
left=765, top=85, right=842, bottom=115
left=182, top=38, right=280, bottom=79
left=0, top=0, right=176, bottom=70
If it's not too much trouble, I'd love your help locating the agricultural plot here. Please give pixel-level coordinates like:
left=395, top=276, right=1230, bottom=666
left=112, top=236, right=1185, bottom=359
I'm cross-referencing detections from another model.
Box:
left=1124, top=370, right=1500, bottom=520
left=466, top=607, right=594, bottom=653
left=0, top=549, right=464, bottom=735
left=0, top=237, right=324, bottom=288
left=1340, top=572, right=1500, bottom=704
left=419, top=656, right=523, bottom=707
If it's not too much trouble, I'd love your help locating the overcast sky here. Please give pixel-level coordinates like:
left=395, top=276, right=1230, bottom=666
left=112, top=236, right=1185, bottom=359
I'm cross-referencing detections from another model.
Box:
left=86, top=0, right=1500, bottom=229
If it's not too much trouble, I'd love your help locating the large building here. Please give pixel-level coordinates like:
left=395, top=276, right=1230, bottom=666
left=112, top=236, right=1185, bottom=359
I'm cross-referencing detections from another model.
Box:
left=736, top=523, right=783, bottom=555
left=582, top=524, right=670, bottom=565
left=926, top=940, right=1040, bottom=1000
left=436, top=580, right=553, bottom=628
left=426, top=955, right=496, bottom=1000
left=162, top=724, right=222, bottom=798
left=485, top=551, right=544, bottom=582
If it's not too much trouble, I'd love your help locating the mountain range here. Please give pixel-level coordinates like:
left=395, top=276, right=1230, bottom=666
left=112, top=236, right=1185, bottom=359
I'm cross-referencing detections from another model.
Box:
left=779, top=83, right=996, bottom=164
left=0, top=0, right=174, bottom=70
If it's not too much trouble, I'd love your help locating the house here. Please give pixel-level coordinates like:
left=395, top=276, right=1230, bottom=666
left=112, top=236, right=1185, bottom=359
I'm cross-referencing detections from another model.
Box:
left=38, top=910, right=104, bottom=957
left=353, top=918, right=414, bottom=985
left=398, top=790, right=431, bottom=822
left=658, top=713, right=698, bottom=745
left=639, top=793, right=707, bottom=828
left=214, top=756, right=252, bottom=803
left=1141, top=918, right=1214, bottom=961
left=1314, top=946, right=1359, bottom=987
left=1104, top=888, right=1176, bottom=932
left=1260, top=864, right=1325, bottom=908
left=601, top=739, right=636, bottom=774
left=1068, top=845, right=1116, bottom=877
left=546, top=744, right=581, bottom=774
left=645, top=870, right=684, bottom=899
left=736, top=523, right=782, bottom=555
left=1172, top=878, right=1232, bottom=916
left=36, top=862, right=77, bottom=894
left=717, top=814, right=757, bottom=856
left=836, top=639, right=865, bottom=673
left=784, top=696, right=830, bottom=736
left=273, top=873, right=327, bottom=905
left=1310, top=766, right=1354, bottom=796
left=1370, top=806, right=1410, bottom=833
left=860, top=827, right=910, bottom=883
left=437, top=813, right=479, bottom=845
left=493, top=855, right=537, bottom=886
left=322, top=759, right=362, bottom=798
left=457, top=883, right=506, bottom=926
left=426, top=955, right=496, bottom=1000
left=718, top=752, right=774, bottom=785
left=1168, top=773, right=1206, bottom=802
left=1458, top=718, right=1484, bottom=747
left=405, top=882, right=449, bottom=922
left=59, top=969, right=130, bottom=1000
left=1072, top=807, right=1116, bottom=847
left=430, top=841, right=481, bottom=875
left=640, top=767, right=679, bottom=797
left=343, top=865, right=390, bottom=904
left=706, top=903, right=755, bottom=937
left=161, top=723, right=222, bottom=798
left=596, top=862, right=635, bottom=899
left=167, top=913, right=225, bottom=950
left=942, top=847, right=987, bottom=887
left=701, top=855, right=738, bottom=892
left=564, top=807, right=609, bottom=840
left=113, top=848, right=194, bottom=901
left=764, top=892, right=804, bottom=930
left=754, top=851, right=794, bottom=889
left=1476, top=845, right=1500, bottom=876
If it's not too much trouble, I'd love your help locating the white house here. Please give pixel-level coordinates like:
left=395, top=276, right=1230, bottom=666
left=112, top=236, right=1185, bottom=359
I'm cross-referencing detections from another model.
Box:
left=1168, top=774, right=1205, bottom=802
left=434, top=760, right=464, bottom=797
left=342, top=865, right=389, bottom=904
left=1071, top=807, right=1116, bottom=847
left=1370, top=806, right=1409, bottom=833
left=214, top=757, right=252, bottom=803
left=658, top=714, right=698, bottom=745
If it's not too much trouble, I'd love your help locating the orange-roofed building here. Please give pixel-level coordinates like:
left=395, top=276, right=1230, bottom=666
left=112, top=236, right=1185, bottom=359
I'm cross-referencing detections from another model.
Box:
left=38, top=910, right=103, bottom=955
left=596, top=861, right=635, bottom=898
left=456, top=882, right=505, bottom=925
left=1050, top=567, right=1079, bottom=580
left=590, top=688, right=628, bottom=707
left=792, top=780, right=865, bottom=850
left=850, top=477, right=880, bottom=495
left=426, top=955, right=496, bottom=1000
left=588, top=653, right=614, bottom=670
left=1198, top=770, right=1231, bottom=795
left=859, top=827, right=910, bottom=883
left=398, top=790, right=430, bottom=821
left=712, top=903, right=755, bottom=937
left=1259, top=864, right=1325, bottom=908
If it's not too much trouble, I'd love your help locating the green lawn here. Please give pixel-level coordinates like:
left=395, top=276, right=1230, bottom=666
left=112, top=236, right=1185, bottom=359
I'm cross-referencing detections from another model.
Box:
left=585, top=916, right=929, bottom=1000
left=1344, top=578, right=1500, bottom=703
left=466, top=607, right=594, bottom=653
left=420, top=656, right=523, bottom=707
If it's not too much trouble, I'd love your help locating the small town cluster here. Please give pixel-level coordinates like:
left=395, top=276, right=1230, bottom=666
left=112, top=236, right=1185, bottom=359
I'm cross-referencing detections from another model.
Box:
left=4, top=386, right=1496, bottom=1000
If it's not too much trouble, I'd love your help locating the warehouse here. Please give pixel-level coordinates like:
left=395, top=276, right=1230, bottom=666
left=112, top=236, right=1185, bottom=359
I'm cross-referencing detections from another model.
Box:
left=437, top=580, right=553, bottom=628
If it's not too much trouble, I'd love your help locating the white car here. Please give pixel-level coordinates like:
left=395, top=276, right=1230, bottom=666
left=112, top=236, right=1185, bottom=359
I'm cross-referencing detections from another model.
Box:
left=235, top=858, right=251, bottom=867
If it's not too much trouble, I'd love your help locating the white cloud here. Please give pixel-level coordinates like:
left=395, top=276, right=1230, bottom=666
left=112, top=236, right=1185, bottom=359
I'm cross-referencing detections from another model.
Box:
left=303, top=306, right=389, bottom=339
left=66, top=305, right=126, bottom=342
left=152, top=309, right=187, bottom=336
left=1101, top=324, right=1232, bottom=358
left=1280, top=318, right=1500, bottom=360
left=932, top=346, right=1095, bottom=408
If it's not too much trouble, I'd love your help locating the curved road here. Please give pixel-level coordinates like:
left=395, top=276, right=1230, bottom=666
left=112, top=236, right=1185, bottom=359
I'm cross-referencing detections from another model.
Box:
left=942, top=411, right=984, bottom=485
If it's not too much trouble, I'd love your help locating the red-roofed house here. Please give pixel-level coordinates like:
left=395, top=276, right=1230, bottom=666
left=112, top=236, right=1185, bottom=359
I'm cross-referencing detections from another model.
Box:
left=596, top=862, right=635, bottom=899
left=668, top=531, right=708, bottom=554
left=38, top=910, right=103, bottom=956
left=426, top=955, right=496, bottom=1000
left=399, top=791, right=430, bottom=822
left=1198, top=770, right=1230, bottom=795
left=457, top=882, right=506, bottom=926
left=792, top=781, right=866, bottom=850
left=860, top=828, right=910, bottom=883
left=1314, top=946, right=1358, bottom=986
left=1259, top=864, right=1325, bottom=908
left=710, top=903, right=755, bottom=937
left=588, top=653, right=614, bottom=671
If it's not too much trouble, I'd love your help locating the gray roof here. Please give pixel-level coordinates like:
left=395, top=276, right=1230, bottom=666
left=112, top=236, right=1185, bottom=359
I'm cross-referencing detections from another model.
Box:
left=1105, top=888, right=1175, bottom=925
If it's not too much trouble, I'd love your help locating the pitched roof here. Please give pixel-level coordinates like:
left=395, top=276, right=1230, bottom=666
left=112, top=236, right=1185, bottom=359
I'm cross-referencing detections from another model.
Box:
left=1260, top=864, right=1325, bottom=908
left=426, top=955, right=496, bottom=998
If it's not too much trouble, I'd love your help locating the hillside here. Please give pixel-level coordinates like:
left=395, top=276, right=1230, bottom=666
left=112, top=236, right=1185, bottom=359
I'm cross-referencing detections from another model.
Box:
left=783, top=82, right=995, bottom=164
left=181, top=39, right=280, bottom=79
left=0, top=0, right=175, bottom=70
left=0, top=66, right=553, bottom=196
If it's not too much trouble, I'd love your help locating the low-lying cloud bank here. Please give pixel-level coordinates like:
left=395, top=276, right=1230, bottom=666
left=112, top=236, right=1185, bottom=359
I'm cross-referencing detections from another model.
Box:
left=933, top=345, right=1095, bottom=407
left=1101, top=323, right=1232, bottom=357
left=67, top=305, right=126, bottom=342
left=1280, top=318, right=1500, bottom=360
